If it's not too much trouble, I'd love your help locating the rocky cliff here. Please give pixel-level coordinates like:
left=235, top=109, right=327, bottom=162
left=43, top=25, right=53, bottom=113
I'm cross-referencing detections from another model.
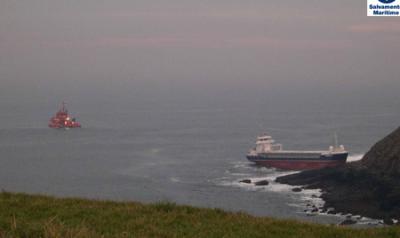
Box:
left=361, top=126, right=400, bottom=175
left=277, top=126, right=400, bottom=221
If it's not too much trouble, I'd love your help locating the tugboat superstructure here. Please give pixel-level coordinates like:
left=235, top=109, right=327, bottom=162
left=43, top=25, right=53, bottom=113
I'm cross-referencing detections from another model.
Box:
left=48, top=102, right=81, bottom=129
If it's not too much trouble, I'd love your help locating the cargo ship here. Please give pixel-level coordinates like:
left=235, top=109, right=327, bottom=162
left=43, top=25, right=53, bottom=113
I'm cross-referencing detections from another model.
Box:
left=246, top=134, right=348, bottom=170
left=48, top=102, right=81, bottom=129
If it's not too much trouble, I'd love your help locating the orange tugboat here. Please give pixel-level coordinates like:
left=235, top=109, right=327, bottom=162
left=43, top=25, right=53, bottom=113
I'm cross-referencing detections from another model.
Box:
left=48, top=102, right=81, bottom=128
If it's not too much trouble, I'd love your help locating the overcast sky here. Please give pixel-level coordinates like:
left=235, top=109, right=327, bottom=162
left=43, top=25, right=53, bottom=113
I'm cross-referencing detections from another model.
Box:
left=1, top=1, right=399, bottom=107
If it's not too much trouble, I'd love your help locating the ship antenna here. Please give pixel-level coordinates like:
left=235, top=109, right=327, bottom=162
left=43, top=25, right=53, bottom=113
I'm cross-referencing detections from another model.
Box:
left=62, top=101, right=67, bottom=113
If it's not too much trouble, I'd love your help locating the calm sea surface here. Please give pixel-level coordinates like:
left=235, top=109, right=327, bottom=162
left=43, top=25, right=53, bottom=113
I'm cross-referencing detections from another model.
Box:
left=1, top=96, right=399, bottom=225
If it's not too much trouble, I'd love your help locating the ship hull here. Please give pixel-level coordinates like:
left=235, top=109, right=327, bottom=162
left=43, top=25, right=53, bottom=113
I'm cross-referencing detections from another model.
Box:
left=48, top=124, right=81, bottom=129
left=246, top=152, right=348, bottom=170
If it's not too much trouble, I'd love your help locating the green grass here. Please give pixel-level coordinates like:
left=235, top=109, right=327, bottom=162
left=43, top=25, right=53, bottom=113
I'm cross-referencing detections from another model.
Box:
left=0, top=192, right=399, bottom=238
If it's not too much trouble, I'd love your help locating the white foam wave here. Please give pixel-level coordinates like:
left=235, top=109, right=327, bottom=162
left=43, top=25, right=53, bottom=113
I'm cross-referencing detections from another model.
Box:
left=219, top=161, right=359, bottom=220
left=230, top=161, right=277, bottom=173
left=170, top=177, right=180, bottom=183
left=266, top=181, right=296, bottom=193
left=264, top=171, right=299, bottom=181
left=232, top=161, right=251, bottom=169
left=296, top=189, right=325, bottom=208
left=216, top=180, right=264, bottom=192
left=223, top=160, right=383, bottom=226
left=216, top=169, right=300, bottom=193
left=347, top=154, right=364, bottom=162
left=228, top=173, right=251, bottom=176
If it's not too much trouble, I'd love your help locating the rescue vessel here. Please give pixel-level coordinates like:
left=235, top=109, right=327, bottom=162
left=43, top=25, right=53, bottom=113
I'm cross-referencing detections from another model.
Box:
left=48, top=102, right=81, bottom=129
left=246, top=134, right=348, bottom=170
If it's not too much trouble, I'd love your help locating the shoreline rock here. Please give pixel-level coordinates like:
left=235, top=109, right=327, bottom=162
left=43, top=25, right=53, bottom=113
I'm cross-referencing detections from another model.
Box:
left=239, top=179, right=252, bottom=184
left=339, top=219, right=357, bottom=226
left=254, top=180, right=269, bottom=186
left=277, top=126, right=400, bottom=222
left=292, top=187, right=302, bottom=192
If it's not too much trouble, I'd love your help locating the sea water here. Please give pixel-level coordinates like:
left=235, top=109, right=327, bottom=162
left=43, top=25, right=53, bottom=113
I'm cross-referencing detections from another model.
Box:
left=0, top=93, right=399, bottom=226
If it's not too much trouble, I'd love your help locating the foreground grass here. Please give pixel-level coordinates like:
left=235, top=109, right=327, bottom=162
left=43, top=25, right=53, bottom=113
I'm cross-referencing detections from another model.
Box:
left=0, top=192, right=399, bottom=238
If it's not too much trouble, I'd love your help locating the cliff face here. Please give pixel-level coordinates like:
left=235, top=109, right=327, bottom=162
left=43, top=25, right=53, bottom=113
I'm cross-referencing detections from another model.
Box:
left=361, top=126, right=400, bottom=175
left=277, top=126, right=400, bottom=221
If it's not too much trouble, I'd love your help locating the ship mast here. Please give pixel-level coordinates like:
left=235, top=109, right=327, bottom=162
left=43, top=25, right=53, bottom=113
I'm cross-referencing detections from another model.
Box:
left=334, top=132, right=338, bottom=149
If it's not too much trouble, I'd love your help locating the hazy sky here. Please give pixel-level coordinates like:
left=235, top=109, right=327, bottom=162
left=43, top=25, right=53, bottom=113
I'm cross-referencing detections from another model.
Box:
left=1, top=1, right=399, bottom=106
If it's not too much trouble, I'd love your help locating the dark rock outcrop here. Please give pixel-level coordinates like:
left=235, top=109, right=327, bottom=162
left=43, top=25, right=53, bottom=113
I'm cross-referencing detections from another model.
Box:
left=239, top=179, right=252, bottom=184
left=292, top=187, right=302, bottom=192
left=327, top=210, right=336, bottom=215
left=277, top=126, right=400, bottom=221
left=311, top=208, right=318, bottom=213
left=254, top=180, right=269, bottom=186
left=339, top=219, right=357, bottom=226
left=383, top=218, right=394, bottom=225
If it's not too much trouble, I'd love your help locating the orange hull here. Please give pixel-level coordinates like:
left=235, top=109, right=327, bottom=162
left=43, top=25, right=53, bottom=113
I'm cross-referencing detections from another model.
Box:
left=49, top=102, right=81, bottom=129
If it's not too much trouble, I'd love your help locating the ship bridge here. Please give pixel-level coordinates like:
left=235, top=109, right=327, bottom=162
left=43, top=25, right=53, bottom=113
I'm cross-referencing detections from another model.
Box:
left=254, top=134, right=282, bottom=153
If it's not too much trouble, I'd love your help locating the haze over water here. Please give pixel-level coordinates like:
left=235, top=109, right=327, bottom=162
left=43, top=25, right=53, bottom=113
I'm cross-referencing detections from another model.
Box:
left=1, top=0, right=400, bottom=225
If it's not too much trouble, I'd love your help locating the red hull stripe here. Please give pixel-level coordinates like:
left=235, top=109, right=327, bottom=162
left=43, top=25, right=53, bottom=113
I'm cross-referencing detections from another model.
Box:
left=251, top=160, right=345, bottom=170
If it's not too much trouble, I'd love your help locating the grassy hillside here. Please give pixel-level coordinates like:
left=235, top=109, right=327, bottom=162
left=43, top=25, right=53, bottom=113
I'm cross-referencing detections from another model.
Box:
left=0, top=192, right=399, bottom=238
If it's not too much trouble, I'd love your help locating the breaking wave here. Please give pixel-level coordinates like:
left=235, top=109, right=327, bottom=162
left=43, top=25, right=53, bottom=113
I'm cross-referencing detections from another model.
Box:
left=215, top=159, right=381, bottom=226
left=347, top=154, right=364, bottom=162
